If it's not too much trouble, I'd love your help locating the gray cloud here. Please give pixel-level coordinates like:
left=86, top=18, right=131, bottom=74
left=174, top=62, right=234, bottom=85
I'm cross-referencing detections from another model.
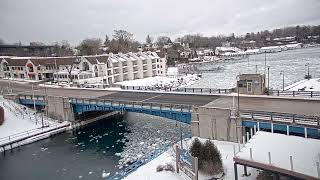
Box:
left=1, top=0, right=320, bottom=45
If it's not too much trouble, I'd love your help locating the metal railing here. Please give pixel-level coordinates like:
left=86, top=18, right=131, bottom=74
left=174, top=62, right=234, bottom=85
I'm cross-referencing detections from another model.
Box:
left=268, top=90, right=320, bottom=98
left=0, top=123, right=69, bottom=147
left=70, top=97, right=193, bottom=112
left=240, top=110, right=320, bottom=128
left=120, top=85, right=233, bottom=94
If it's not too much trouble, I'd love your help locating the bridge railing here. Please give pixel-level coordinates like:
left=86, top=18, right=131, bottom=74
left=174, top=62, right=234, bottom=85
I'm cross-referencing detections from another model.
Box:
left=240, top=110, right=320, bottom=128
left=268, top=90, right=320, bottom=98
left=70, top=98, right=193, bottom=112
left=120, top=85, right=233, bottom=94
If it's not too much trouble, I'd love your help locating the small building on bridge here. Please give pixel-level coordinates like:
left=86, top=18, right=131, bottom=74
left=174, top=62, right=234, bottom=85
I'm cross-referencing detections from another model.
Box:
left=237, top=74, right=266, bottom=95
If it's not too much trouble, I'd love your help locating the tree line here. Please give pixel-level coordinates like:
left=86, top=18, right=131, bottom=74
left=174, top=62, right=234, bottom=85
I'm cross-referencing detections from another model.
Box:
left=1, top=24, right=319, bottom=56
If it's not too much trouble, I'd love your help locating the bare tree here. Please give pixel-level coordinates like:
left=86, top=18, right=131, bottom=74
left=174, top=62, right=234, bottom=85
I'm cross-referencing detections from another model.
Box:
left=146, top=34, right=153, bottom=44
left=108, top=30, right=140, bottom=53
left=77, top=38, right=102, bottom=55
left=104, top=34, right=110, bottom=47
left=156, top=36, right=171, bottom=47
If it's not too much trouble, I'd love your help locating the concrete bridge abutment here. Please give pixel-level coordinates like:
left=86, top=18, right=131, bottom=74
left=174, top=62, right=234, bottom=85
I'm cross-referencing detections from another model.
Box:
left=191, top=106, right=242, bottom=143
left=47, top=96, right=75, bottom=122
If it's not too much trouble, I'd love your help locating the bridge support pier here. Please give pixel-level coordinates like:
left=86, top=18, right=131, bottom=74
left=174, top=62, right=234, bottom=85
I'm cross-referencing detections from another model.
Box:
left=191, top=107, right=242, bottom=142
left=47, top=96, right=74, bottom=122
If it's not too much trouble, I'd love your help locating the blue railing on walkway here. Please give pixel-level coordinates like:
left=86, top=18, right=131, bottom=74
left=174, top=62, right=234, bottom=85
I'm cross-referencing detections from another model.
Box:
left=70, top=98, right=193, bottom=124
left=242, top=120, right=319, bottom=138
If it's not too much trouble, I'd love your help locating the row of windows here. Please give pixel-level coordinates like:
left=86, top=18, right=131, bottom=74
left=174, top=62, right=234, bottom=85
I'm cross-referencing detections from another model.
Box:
left=53, top=74, right=93, bottom=79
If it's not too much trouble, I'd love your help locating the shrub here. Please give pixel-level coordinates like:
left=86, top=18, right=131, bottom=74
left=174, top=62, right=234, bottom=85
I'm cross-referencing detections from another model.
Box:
left=156, top=165, right=164, bottom=172
left=189, top=138, right=223, bottom=175
left=256, top=170, right=274, bottom=180
left=163, top=163, right=175, bottom=172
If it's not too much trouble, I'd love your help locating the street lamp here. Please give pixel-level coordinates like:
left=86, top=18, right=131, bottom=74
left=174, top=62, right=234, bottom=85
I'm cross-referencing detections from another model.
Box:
left=305, top=63, right=311, bottom=80
left=236, top=75, right=240, bottom=143
left=267, top=66, right=270, bottom=94
left=264, top=52, right=267, bottom=75
left=280, top=70, right=285, bottom=91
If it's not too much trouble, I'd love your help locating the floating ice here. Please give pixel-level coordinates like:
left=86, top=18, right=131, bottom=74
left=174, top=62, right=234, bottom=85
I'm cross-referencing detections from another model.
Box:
left=88, top=171, right=93, bottom=175
left=101, top=172, right=110, bottom=178
left=78, top=175, right=82, bottom=179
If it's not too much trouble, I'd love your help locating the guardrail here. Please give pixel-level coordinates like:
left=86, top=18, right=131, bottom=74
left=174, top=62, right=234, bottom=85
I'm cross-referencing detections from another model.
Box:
left=109, top=143, right=170, bottom=180
left=120, top=85, right=233, bottom=94
left=240, top=110, right=320, bottom=128
left=70, top=98, right=193, bottom=112
left=0, top=123, right=69, bottom=146
left=268, top=90, right=320, bottom=98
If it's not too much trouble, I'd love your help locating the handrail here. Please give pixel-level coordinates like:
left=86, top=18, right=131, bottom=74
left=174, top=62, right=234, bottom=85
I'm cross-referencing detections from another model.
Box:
left=120, top=85, right=233, bottom=94
left=70, top=97, right=194, bottom=111
left=0, top=123, right=68, bottom=145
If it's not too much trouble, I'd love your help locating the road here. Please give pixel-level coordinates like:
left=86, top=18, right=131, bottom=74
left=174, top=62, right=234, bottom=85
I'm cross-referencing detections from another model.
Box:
left=1, top=80, right=320, bottom=115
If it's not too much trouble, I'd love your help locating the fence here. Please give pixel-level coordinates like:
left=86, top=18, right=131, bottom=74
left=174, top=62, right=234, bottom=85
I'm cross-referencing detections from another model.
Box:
left=268, top=90, right=320, bottom=98
left=240, top=110, right=320, bottom=128
left=120, top=85, right=233, bottom=94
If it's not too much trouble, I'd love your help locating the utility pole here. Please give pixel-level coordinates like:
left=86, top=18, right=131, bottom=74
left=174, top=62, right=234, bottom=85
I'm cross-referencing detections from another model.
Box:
left=32, top=84, right=36, bottom=111
left=264, top=52, right=267, bottom=75
left=280, top=71, right=285, bottom=91
left=180, top=120, right=183, bottom=150
left=267, top=66, right=270, bottom=93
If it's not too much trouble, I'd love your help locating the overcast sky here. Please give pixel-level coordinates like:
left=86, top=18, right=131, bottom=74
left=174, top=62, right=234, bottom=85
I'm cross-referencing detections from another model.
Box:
left=1, top=0, right=320, bottom=46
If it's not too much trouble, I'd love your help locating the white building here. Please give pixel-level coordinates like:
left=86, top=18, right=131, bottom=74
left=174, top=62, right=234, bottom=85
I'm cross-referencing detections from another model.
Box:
left=260, top=46, right=282, bottom=53
left=0, top=51, right=167, bottom=86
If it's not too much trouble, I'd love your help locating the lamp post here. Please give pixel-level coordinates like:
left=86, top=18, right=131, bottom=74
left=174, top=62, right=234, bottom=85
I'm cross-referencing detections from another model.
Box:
left=236, top=75, right=240, bottom=142
left=264, top=52, right=267, bottom=75
left=280, top=71, right=284, bottom=91
left=305, top=63, right=310, bottom=80
left=267, top=66, right=270, bottom=93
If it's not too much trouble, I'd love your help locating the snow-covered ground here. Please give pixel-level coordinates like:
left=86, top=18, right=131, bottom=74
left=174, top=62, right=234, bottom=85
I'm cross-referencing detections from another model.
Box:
left=116, top=75, right=200, bottom=88
left=236, top=131, right=320, bottom=179
left=125, top=138, right=258, bottom=180
left=0, top=96, right=69, bottom=149
left=285, top=78, right=320, bottom=91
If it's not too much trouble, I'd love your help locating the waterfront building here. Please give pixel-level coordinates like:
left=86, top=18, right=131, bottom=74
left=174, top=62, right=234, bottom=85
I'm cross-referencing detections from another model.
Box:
left=0, top=51, right=166, bottom=86
left=260, top=46, right=282, bottom=53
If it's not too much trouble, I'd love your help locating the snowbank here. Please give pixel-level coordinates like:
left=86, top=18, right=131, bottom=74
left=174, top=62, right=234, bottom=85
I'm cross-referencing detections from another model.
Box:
left=116, top=75, right=200, bottom=89
left=285, top=78, right=320, bottom=91
left=236, top=131, right=320, bottom=178
left=0, top=96, right=69, bottom=150
left=125, top=138, right=258, bottom=180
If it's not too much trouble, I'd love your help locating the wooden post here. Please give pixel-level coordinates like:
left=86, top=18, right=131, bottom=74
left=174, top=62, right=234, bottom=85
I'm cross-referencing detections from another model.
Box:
left=234, top=163, right=238, bottom=180
left=233, top=145, right=236, bottom=156
left=242, top=136, right=246, bottom=146
left=238, top=141, right=241, bottom=152
left=194, top=157, right=198, bottom=180
left=271, top=123, right=274, bottom=133
left=287, top=125, right=289, bottom=136
left=268, top=152, right=271, bottom=164
left=257, top=121, right=260, bottom=131
left=316, top=162, right=320, bottom=179
left=175, top=145, right=180, bottom=173
left=246, top=132, right=249, bottom=142
left=290, top=156, right=293, bottom=171
left=250, top=148, right=253, bottom=160
left=253, top=125, right=257, bottom=134
left=304, top=127, right=307, bottom=138
left=250, top=128, right=253, bottom=138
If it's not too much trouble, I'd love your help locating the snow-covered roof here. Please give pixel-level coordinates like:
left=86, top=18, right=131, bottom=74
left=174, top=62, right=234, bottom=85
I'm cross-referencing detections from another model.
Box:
left=260, top=46, right=281, bottom=50
left=285, top=78, right=320, bottom=91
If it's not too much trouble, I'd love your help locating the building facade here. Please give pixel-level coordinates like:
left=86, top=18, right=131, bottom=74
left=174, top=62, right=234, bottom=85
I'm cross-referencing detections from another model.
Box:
left=0, top=51, right=167, bottom=86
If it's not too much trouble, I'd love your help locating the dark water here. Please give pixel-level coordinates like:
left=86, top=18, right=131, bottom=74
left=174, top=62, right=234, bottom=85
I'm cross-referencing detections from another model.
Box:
left=0, top=112, right=190, bottom=180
